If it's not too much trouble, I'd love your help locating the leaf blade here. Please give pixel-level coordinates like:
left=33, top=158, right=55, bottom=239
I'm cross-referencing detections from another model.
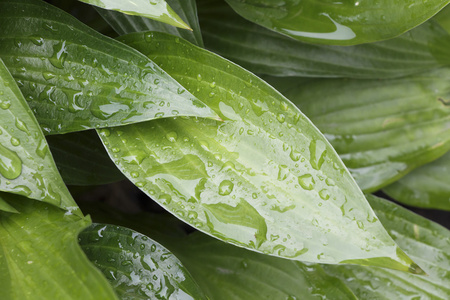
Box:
left=78, top=0, right=191, bottom=30
left=0, top=0, right=218, bottom=135
left=98, top=31, right=422, bottom=272
left=224, top=0, right=450, bottom=45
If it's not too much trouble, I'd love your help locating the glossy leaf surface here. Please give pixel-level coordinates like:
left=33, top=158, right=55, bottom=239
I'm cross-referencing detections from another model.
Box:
left=166, top=232, right=357, bottom=300
left=0, top=0, right=218, bottom=135
left=323, top=195, right=450, bottom=299
left=199, top=0, right=450, bottom=79
left=98, top=0, right=203, bottom=47
left=384, top=151, right=450, bottom=211
left=98, top=31, right=423, bottom=272
left=47, top=130, right=124, bottom=186
left=273, top=70, right=450, bottom=192
left=78, top=0, right=190, bottom=30
left=0, top=58, right=79, bottom=213
left=224, top=0, right=450, bottom=45
left=0, top=193, right=118, bottom=300
left=79, top=223, right=207, bottom=300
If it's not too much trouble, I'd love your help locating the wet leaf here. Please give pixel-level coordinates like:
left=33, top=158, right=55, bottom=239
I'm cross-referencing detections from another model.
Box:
left=79, top=223, right=207, bottom=300
left=322, top=195, right=450, bottom=299
left=384, top=151, right=450, bottom=211
left=165, top=232, right=357, bottom=300
left=0, top=194, right=18, bottom=213
left=97, top=0, right=203, bottom=47
left=47, top=130, right=125, bottom=186
left=224, top=0, right=450, bottom=45
left=0, top=0, right=218, bottom=135
left=0, top=58, right=79, bottom=214
left=272, top=69, right=450, bottom=192
left=97, top=31, right=423, bottom=272
left=78, top=0, right=191, bottom=30
left=198, top=0, right=450, bottom=79
left=0, top=193, right=118, bottom=300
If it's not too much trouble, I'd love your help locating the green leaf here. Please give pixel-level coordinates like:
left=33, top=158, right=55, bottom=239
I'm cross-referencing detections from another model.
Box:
left=271, top=69, right=450, bottom=192
left=47, top=130, right=125, bottom=186
left=322, top=195, right=450, bottom=299
left=198, top=0, right=450, bottom=79
left=384, top=151, right=450, bottom=211
left=0, top=58, right=80, bottom=213
left=434, top=4, right=450, bottom=33
left=165, top=232, right=357, bottom=300
left=0, top=193, right=118, bottom=300
left=97, top=0, right=203, bottom=47
left=224, top=0, right=450, bottom=45
left=79, top=224, right=207, bottom=300
left=0, top=0, right=218, bottom=135
left=0, top=194, right=19, bottom=213
left=98, top=31, right=423, bottom=273
left=78, top=0, right=191, bottom=30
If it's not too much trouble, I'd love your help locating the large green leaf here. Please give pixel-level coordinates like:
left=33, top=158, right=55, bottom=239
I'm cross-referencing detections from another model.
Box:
left=78, top=0, right=191, bottom=30
left=98, top=0, right=203, bottom=47
left=165, top=232, right=357, bottom=300
left=96, top=31, right=423, bottom=273
left=0, top=58, right=80, bottom=213
left=198, top=0, right=450, bottom=79
left=0, top=193, right=118, bottom=300
left=0, top=0, right=218, bottom=135
left=47, top=130, right=125, bottom=186
left=224, top=0, right=450, bottom=45
left=79, top=223, right=207, bottom=300
left=323, top=195, right=450, bottom=299
left=270, top=69, right=450, bottom=192
left=0, top=194, right=19, bottom=213
left=384, top=151, right=450, bottom=211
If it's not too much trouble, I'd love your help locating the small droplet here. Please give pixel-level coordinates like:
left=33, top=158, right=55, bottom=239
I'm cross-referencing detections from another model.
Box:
left=277, top=165, right=289, bottom=181
left=218, top=180, right=234, bottom=196
left=325, top=178, right=335, bottom=186
left=49, top=41, right=67, bottom=69
left=42, top=71, right=56, bottom=81
left=276, top=113, right=286, bottom=123
left=319, top=189, right=330, bottom=200
left=10, top=137, right=20, bottom=146
left=298, top=174, right=315, bottom=190
left=0, top=99, right=11, bottom=110
left=166, top=131, right=178, bottom=142
left=0, top=144, right=22, bottom=180
left=197, top=74, right=202, bottom=81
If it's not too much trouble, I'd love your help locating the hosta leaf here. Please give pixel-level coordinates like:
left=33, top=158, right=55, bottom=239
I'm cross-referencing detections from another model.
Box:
left=165, top=232, right=357, bottom=300
left=434, top=4, right=450, bottom=33
left=97, top=31, right=423, bottom=273
left=79, top=224, right=207, bottom=300
left=198, top=0, right=450, bottom=79
left=78, top=0, right=191, bottom=30
left=322, top=195, right=450, bottom=299
left=0, top=194, right=18, bottom=213
left=0, top=0, right=218, bottom=135
left=0, top=193, right=118, bottom=300
left=98, top=0, right=203, bottom=47
left=384, top=151, right=450, bottom=211
left=224, top=0, right=450, bottom=45
left=0, top=58, right=79, bottom=214
left=47, top=130, right=124, bottom=186
left=271, top=69, right=450, bottom=192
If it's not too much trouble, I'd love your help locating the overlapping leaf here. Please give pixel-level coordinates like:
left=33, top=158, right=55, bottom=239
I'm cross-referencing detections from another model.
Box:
left=224, top=0, right=450, bottom=45
left=0, top=193, right=118, bottom=300
left=384, top=151, right=450, bottom=211
left=79, top=224, right=207, bottom=300
left=0, top=0, right=218, bottom=135
left=78, top=0, right=190, bottom=30
left=0, top=58, right=79, bottom=213
left=270, top=70, right=450, bottom=192
left=98, top=0, right=203, bottom=47
left=47, top=130, right=124, bottom=186
left=198, top=0, right=450, bottom=79
left=323, top=195, right=450, bottom=299
left=94, top=31, right=423, bottom=272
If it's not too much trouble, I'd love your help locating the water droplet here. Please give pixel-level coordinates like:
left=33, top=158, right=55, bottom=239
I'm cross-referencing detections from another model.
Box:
left=357, top=220, right=365, bottom=229
left=218, top=180, right=234, bottom=196
left=0, top=144, right=22, bottom=179
left=276, top=113, right=286, bottom=123
left=42, top=71, right=56, bottom=81
left=150, top=244, right=157, bottom=252
left=319, top=189, right=330, bottom=200
left=325, top=178, right=335, bottom=186
left=121, top=260, right=132, bottom=266
left=289, top=148, right=301, bottom=161
left=0, top=99, right=11, bottom=110
left=310, top=140, right=327, bottom=170
left=15, top=118, right=30, bottom=135
left=30, top=37, right=44, bottom=46
left=144, top=32, right=153, bottom=42
left=277, top=165, right=289, bottom=181
left=298, top=174, right=315, bottom=190
left=188, top=211, right=198, bottom=219
left=165, top=131, right=177, bottom=142
left=131, top=171, right=139, bottom=178
left=49, top=41, right=67, bottom=69
left=210, top=81, right=216, bottom=88
left=10, top=137, right=20, bottom=146
left=197, top=74, right=202, bottom=81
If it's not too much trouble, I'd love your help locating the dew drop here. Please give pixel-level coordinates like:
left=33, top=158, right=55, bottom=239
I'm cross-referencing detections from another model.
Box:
left=15, top=118, right=30, bottom=135
left=42, top=71, right=56, bottom=81
left=218, top=180, right=234, bottom=196
left=277, top=165, right=289, bottom=181
left=309, top=140, right=327, bottom=170
left=0, top=99, right=11, bottom=110
left=0, top=144, right=22, bottom=180
left=298, top=174, right=315, bottom=190
left=49, top=41, right=67, bottom=69
left=319, top=189, right=330, bottom=200
left=10, top=137, right=20, bottom=146
left=165, top=131, right=177, bottom=142
left=276, top=113, right=286, bottom=123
